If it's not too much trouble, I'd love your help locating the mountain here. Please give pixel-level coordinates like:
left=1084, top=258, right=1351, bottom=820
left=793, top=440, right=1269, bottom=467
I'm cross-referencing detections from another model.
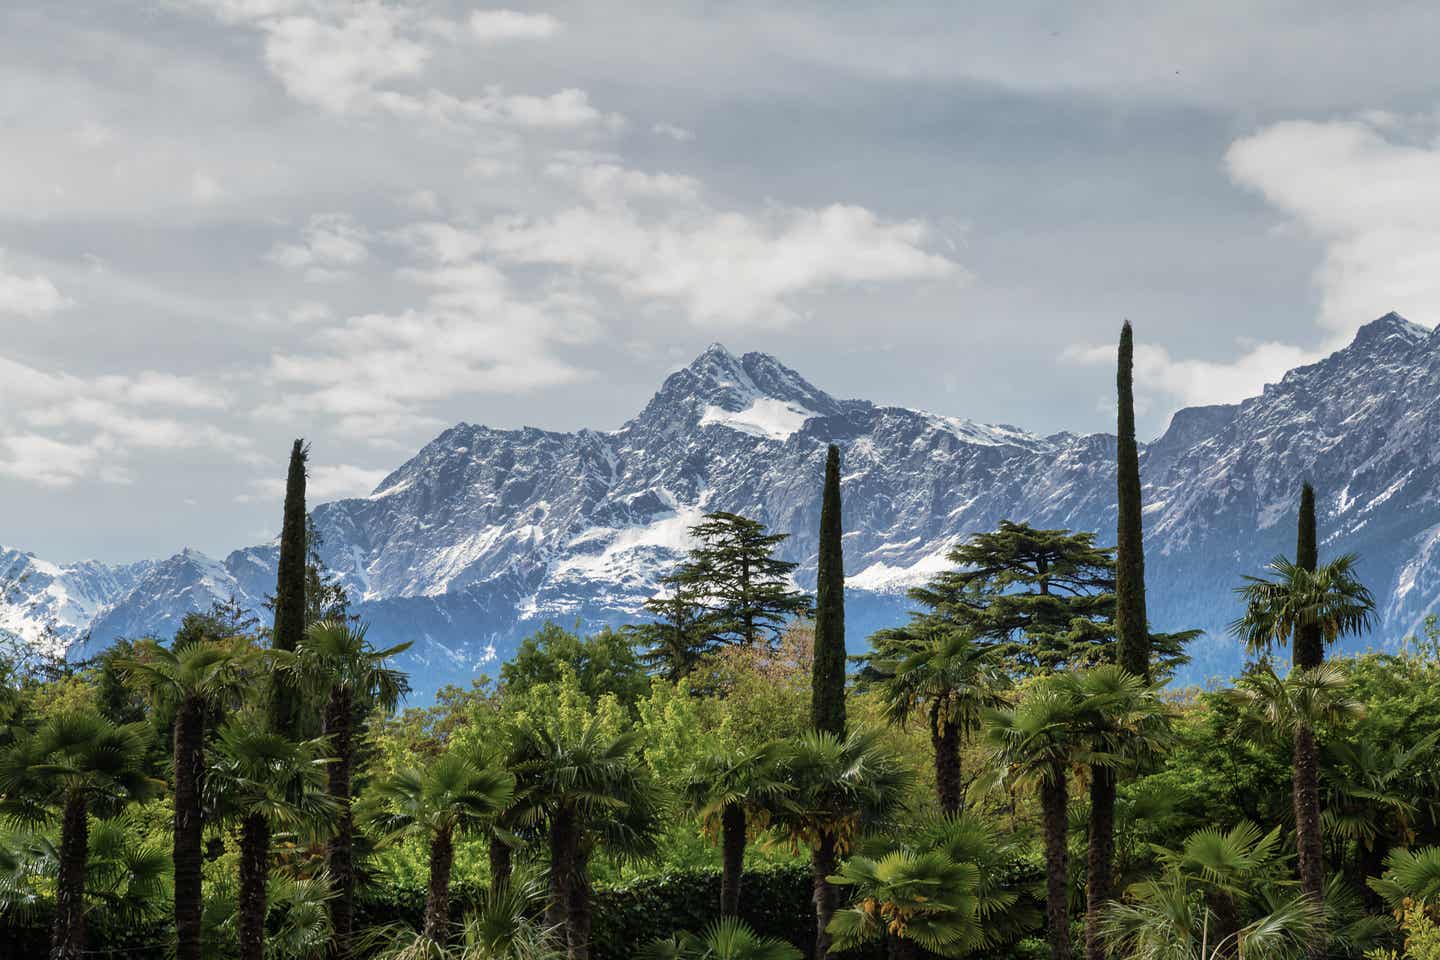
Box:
left=7, top=314, right=1440, bottom=696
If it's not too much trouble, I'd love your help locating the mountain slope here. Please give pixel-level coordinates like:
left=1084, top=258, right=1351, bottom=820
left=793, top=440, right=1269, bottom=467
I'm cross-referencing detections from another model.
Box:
left=12, top=315, right=1440, bottom=695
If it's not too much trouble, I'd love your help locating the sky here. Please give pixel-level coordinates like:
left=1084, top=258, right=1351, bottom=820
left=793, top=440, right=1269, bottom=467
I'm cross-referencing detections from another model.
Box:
left=5, top=0, right=1440, bottom=564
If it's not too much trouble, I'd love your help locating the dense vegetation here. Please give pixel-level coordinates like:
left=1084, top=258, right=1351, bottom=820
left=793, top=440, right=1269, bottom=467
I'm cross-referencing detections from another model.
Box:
left=4, top=325, right=1440, bottom=960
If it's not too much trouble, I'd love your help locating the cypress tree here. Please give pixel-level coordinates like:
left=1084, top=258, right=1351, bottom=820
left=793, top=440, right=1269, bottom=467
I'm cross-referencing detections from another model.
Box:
left=1114, top=321, right=1150, bottom=680
left=811, top=444, right=846, bottom=736
left=1086, top=322, right=1151, bottom=960
left=269, top=439, right=307, bottom=735
left=1294, top=482, right=1321, bottom=670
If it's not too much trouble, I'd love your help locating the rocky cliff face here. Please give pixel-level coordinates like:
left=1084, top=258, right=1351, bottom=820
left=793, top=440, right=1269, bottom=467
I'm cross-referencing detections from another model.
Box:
left=10, top=313, right=1440, bottom=696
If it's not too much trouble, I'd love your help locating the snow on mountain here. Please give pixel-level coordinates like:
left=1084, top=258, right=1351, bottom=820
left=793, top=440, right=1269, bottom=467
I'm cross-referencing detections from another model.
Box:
left=13, top=318, right=1440, bottom=696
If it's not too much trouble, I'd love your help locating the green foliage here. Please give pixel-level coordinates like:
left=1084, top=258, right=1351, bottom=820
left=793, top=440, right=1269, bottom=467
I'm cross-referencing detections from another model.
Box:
left=502, top=623, right=648, bottom=709
left=812, top=444, right=847, bottom=737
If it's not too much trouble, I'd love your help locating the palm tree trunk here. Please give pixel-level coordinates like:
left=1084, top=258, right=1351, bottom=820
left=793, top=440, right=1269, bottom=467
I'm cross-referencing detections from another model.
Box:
left=238, top=812, right=269, bottom=960
left=325, top=687, right=356, bottom=960
left=423, top=825, right=455, bottom=943
left=720, top=803, right=746, bottom=917
left=812, top=830, right=839, bottom=960
left=1293, top=723, right=1326, bottom=959
left=49, top=789, right=88, bottom=960
left=1206, top=889, right=1241, bottom=960
left=1041, top=769, right=1072, bottom=960
left=489, top=831, right=513, bottom=888
left=1084, top=767, right=1116, bottom=960
left=174, top=696, right=206, bottom=960
left=547, top=806, right=576, bottom=941
left=932, top=710, right=962, bottom=814
left=566, top=846, right=593, bottom=960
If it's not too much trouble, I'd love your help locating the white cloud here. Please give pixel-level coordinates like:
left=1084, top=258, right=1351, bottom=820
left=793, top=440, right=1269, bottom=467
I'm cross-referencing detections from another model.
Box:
left=268, top=213, right=370, bottom=281
left=1226, top=116, right=1440, bottom=336
left=0, top=262, right=72, bottom=318
left=469, top=9, right=561, bottom=42
left=243, top=462, right=390, bottom=502
left=259, top=4, right=430, bottom=114
left=1063, top=338, right=1319, bottom=411
left=652, top=122, right=695, bottom=142
left=0, top=434, right=104, bottom=488
left=477, top=160, right=959, bottom=327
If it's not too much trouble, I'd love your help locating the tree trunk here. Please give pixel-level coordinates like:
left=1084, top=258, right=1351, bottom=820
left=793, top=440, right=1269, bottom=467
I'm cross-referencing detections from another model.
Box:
left=720, top=803, right=746, bottom=916
left=1084, top=767, right=1116, bottom=960
left=489, top=831, right=513, bottom=888
left=238, top=812, right=269, bottom=960
left=567, top=846, right=593, bottom=960
left=174, top=696, right=207, bottom=960
left=423, top=826, right=455, bottom=943
left=932, top=710, right=962, bottom=814
left=1293, top=723, right=1326, bottom=959
left=325, top=687, right=356, bottom=960
left=1041, top=769, right=1073, bottom=960
left=812, top=830, right=839, bottom=960
left=547, top=806, right=576, bottom=942
left=49, top=789, right=88, bottom=960
left=1206, top=889, right=1241, bottom=960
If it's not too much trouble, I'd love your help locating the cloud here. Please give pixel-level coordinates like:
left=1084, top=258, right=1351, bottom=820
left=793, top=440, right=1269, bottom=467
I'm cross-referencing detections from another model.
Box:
left=0, top=261, right=72, bottom=317
left=469, top=9, right=561, bottom=42
left=652, top=122, right=695, bottom=142
left=1226, top=116, right=1440, bottom=336
left=242, top=462, right=390, bottom=502
left=475, top=160, right=959, bottom=327
left=1063, top=339, right=1319, bottom=412
left=267, top=213, right=370, bottom=281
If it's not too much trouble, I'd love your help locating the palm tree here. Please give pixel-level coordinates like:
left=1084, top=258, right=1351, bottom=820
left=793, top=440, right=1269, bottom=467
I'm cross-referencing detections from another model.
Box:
left=859, top=627, right=1009, bottom=813
left=1152, top=821, right=1287, bottom=959
left=1068, top=666, right=1172, bottom=960
left=1323, top=731, right=1439, bottom=898
left=204, top=872, right=337, bottom=960
left=826, top=849, right=982, bottom=959
left=1101, top=871, right=1324, bottom=960
left=118, top=634, right=245, bottom=960
left=507, top=721, right=663, bottom=960
left=0, top=710, right=158, bottom=960
left=1368, top=846, right=1440, bottom=909
left=205, top=716, right=337, bottom=960
left=639, top=917, right=802, bottom=960
left=1232, top=552, right=1375, bottom=931
left=771, top=729, right=913, bottom=960
left=364, top=745, right=515, bottom=944
left=1228, top=659, right=1364, bottom=949
left=457, top=875, right=564, bottom=960
left=985, top=680, right=1090, bottom=960
left=681, top=743, right=791, bottom=917
left=285, top=618, right=410, bottom=960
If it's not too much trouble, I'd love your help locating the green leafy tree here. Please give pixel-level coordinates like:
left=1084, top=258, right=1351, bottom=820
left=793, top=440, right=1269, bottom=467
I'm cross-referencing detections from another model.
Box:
left=364, top=745, right=516, bottom=943
left=632, top=579, right=717, bottom=683
left=285, top=618, right=410, bottom=960
left=812, top=444, right=847, bottom=736
left=205, top=717, right=337, bottom=960
left=502, top=624, right=648, bottom=708
left=681, top=743, right=792, bottom=917
left=1233, top=546, right=1376, bottom=927
left=670, top=512, right=811, bottom=650
left=857, top=628, right=1009, bottom=813
left=772, top=729, right=913, bottom=960
left=826, top=849, right=981, bottom=959
left=118, top=632, right=245, bottom=960
left=0, top=710, right=158, bottom=960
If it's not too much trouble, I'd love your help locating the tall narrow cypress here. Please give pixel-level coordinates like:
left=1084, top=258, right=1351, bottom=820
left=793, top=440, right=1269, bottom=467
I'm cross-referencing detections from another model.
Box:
left=811, top=444, right=846, bottom=736
left=270, top=439, right=308, bottom=734
left=1085, top=322, right=1152, bottom=960
left=1114, top=321, right=1150, bottom=680
left=240, top=440, right=306, bottom=960
left=1292, top=482, right=1326, bottom=951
